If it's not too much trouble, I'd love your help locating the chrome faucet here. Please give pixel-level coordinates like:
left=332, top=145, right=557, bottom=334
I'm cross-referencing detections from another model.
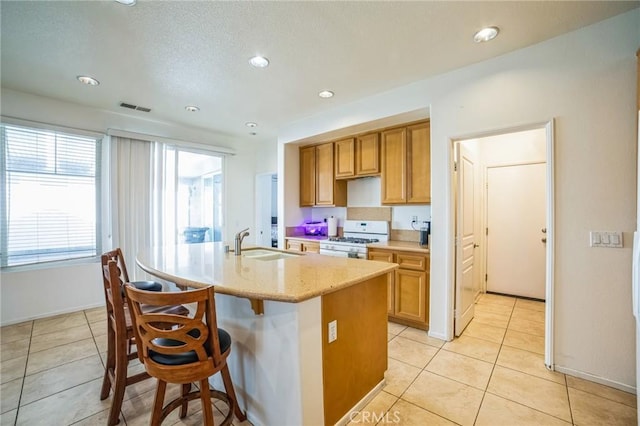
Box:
left=234, top=227, right=250, bottom=256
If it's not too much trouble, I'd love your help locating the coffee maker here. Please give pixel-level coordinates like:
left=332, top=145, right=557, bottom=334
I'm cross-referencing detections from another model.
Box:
left=419, top=221, right=431, bottom=247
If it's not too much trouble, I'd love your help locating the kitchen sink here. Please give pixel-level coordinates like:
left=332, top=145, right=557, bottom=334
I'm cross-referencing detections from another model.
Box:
left=241, top=248, right=300, bottom=261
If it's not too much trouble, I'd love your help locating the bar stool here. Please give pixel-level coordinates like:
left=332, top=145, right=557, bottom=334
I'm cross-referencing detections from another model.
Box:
left=124, top=283, right=247, bottom=426
left=100, top=250, right=188, bottom=426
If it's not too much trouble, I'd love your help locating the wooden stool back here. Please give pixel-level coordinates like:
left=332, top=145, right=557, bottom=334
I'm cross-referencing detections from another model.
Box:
left=125, top=284, right=246, bottom=426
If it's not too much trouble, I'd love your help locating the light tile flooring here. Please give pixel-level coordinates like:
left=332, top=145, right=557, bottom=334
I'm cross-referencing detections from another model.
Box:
left=353, top=293, right=637, bottom=426
left=0, top=293, right=637, bottom=425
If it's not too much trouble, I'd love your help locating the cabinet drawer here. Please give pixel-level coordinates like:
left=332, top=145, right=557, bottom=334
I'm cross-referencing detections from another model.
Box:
left=368, top=250, right=394, bottom=263
left=396, top=253, right=428, bottom=271
left=286, top=240, right=303, bottom=252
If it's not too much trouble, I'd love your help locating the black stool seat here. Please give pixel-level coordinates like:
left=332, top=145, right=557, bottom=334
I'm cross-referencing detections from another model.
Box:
left=131, top=280, right=163, bottom=292
left=150, top=328, right=231, bottom=366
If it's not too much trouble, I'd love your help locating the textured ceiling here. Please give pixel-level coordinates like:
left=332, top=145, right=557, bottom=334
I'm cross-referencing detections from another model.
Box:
left=1, top=1, right=637, bottom=145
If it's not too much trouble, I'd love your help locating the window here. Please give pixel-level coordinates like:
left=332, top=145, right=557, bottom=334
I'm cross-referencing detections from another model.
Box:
left=0, top=124, right=101, bottom=267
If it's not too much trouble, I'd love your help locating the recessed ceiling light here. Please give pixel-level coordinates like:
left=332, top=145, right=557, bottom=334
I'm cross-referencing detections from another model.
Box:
left=185, top=106, right=200, bottom=112
left=249, top=56, right=269, bottom=68
left=318, top=90, right=334, bottom=98
left=77, top=75, right=99, bottom=86
left=245, top=122, right=258, bottom=128
left=474, top=26, right=499, bottom=43
left=115, top=0, right=136, bottom=5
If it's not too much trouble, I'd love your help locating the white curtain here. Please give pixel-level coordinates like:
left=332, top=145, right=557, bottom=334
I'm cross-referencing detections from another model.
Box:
left=109, top=136, right=153, bottom=280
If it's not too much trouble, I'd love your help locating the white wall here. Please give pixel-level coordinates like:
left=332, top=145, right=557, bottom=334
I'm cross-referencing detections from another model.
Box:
left=1, top=262, right=104, bottom=324
left=279, top=10, right=640, bottom=388
left=0, top=89, right=259, bottom=324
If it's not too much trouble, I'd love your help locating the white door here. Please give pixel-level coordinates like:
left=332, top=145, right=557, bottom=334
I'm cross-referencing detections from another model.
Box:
left=455, top=143, right=477, bottom=336
left=487, top=163, right=546, bottom=299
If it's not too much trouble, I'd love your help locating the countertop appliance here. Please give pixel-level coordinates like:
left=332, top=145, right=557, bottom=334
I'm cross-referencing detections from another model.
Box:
left=319, top=220, right=389, bottom=259
left=304, top=221, right=327, bottom=236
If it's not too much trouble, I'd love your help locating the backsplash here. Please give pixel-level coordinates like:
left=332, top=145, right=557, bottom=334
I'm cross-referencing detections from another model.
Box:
left=305, top=179, right=431, bottom=242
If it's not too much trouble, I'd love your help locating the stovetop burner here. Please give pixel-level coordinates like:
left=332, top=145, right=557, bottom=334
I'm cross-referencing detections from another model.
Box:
left=327, top=237, right=380, bottom=244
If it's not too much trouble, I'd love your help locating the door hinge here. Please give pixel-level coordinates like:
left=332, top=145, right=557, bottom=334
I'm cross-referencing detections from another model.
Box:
left=454, top=161, right=458, bottom=172
left=485, top=227, right=488, bottom=235
left=485, top=274, right=488, bottom=282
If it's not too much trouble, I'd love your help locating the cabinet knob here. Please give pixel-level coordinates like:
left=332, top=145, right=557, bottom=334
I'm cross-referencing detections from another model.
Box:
left=541, top=237, right=547, bottom=243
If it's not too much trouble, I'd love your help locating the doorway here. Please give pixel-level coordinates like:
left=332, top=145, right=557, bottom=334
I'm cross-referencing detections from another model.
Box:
left=453, top=122, right=554, bottom=367
left=255, top=173, right=278, bottom=248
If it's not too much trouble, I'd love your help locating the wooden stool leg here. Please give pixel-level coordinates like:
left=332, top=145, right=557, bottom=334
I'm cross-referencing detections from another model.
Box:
left=221, top=365, right=246, bottom=421
left=199, top=379, right=214, bottom=426
left=100, top=322, right=115, bottom=400
left=107, top=337, right=128, bottom=426
left=179, top=383, right=191, bottom=418
left=151, top=379, right=167, bottom=426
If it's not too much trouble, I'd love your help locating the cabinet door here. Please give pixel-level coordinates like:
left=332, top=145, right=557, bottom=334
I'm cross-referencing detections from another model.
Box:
left=334, top=138, right=355, bottom=179
left=368, top=249, right=395, bottom=314
left=381, top=128, right=406, bottom=204
left=299, top=146, right=316, bottom=207
left=286, top=239, right=303, bottom=252
left=316, top=143, right=336, bottom=206
left=355, top=133, right=380, bottom=176
left=407, top=122, right=431, bottom=204
left=394, top=269, right=427, bottom=324
left=303, top=241, right=320, bottom=253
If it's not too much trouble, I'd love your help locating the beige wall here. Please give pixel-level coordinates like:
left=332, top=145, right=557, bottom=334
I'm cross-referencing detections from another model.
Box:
left=279, top=10, right=640, bottom=389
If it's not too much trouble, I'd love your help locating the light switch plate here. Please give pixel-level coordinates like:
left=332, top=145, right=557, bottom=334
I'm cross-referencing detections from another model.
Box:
left=328, top=320, right=337, bottom=343
left=590, top=231, right=623, bottom=248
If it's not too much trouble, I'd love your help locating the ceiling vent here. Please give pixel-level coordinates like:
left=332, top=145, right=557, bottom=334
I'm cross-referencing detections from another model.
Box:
left=119, top=102, right=151, bottom=113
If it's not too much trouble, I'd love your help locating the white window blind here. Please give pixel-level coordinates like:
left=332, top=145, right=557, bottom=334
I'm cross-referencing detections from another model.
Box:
left=1, top=124, right=101, bottom=267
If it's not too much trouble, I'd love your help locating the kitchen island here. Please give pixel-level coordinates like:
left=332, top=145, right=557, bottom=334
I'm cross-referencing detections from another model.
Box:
left=137, top=242, right=397, bottom=426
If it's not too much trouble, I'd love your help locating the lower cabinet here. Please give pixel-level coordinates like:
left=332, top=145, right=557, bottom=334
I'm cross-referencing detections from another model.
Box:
left=368, top=248, right=429, bottom=329
left=285, top=238, right=320, bottom=253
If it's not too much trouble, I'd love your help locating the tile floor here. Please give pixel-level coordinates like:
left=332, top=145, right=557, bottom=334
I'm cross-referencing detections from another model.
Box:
left=0, top=293, right=637, bottom=425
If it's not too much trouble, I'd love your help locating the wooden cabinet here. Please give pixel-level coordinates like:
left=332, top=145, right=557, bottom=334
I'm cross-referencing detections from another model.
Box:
left=334, top=138, right=355, bottom=178
left=356, top=133, right=380, bottom=176
left=299, top=143, right=347, bottom=207
left=368, top=249, right=395, bottom=314
left=335, top=133, right=380, bottom=179
left=285, top=238, right=320, bottom=253
left=381, top=121, right=430, bottom=204
left=368, top=247, right=430, bottom=329
left=299, top=146, right=316, bottom=207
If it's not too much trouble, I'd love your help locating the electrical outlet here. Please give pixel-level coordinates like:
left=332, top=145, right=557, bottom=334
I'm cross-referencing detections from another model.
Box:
left=328, top=320, right=337, bottom=343
left=411, top=215, right=418, bottom=223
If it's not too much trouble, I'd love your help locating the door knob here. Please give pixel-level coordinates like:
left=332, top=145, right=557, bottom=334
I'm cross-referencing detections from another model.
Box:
left=541, top=237, right=547, bottom=243
left=473, top=243, right=480, bottom=248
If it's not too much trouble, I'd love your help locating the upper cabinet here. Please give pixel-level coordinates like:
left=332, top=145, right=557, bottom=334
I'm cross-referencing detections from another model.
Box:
left=334, top=138, right=355, bottom=178
left=300, top=143, right=347, bottom=207
left=335, top=133, right=380, bottom=179
left=381, top=121, right=430, bottom=205
left=299, top=146, right=316, bottom=207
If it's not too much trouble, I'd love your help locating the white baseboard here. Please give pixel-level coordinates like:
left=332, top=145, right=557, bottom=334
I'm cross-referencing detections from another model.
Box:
left=554, top=365, right=636, bottom=395
left=428, top=330, right=448, bottom=341
left=0, top=302, right=104, bottom=326
left=334, top=379, right=386, bottom=426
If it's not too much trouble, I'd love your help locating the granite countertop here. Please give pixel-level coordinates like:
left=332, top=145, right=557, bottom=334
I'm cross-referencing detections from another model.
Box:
left=367, top=240, right=430, bottom=254
left=137, top=242, right=397, bottom=303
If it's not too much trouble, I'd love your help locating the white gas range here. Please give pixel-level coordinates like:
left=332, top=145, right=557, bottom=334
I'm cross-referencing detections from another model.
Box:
left=319, top=220, right=389, bottom=259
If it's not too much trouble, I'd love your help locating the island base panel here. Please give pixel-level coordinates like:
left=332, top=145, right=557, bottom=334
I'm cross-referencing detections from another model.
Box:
left=321, top=274, right=388, bottom=426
